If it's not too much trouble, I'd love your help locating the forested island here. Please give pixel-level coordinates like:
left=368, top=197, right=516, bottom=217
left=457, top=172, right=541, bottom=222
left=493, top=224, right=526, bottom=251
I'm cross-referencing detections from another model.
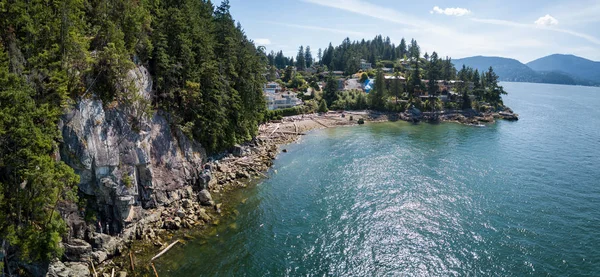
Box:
left=0, top=0, right=515, bottom=276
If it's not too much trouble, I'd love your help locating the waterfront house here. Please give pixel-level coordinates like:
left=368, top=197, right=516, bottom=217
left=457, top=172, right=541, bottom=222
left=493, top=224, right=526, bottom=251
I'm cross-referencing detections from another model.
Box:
left=265, top=91, right=303, bottom=110
left=263, top=82, right=282, bottom=94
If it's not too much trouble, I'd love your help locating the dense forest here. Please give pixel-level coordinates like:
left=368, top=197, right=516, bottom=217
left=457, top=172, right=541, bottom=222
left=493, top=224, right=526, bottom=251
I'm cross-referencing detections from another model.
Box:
left=0, top=0, right=266, bottom=266
left=268, top=35, right=457, bottom=78
left=268, top=36, right=505, bottom=114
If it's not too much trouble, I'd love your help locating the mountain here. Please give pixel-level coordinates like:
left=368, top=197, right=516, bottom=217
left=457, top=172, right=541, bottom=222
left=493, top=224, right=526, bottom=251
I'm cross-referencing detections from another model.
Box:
left=453, top=56, right=584, bottom=86
left=527, top=54, right=600, bottom=85
left=453, top=56, right=540, bottom=82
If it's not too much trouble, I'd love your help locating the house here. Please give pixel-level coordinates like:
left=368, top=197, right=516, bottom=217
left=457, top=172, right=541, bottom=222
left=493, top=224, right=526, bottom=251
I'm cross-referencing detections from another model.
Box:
left=305, top=67, right=318, bottom=74
left=384, top=75, right=406, bottom=91
left=263, top=82, right=282, bottom=94
left=265, top=91, right=303, bottom=110
left=360, top=59, right=372, bottom=70
left=382, top=67, right=393, bottom=73
left=332, top=71, right=345, bottom=77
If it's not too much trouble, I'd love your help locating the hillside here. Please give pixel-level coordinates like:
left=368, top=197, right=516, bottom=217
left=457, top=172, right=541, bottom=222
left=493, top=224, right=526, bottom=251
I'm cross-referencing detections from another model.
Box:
left=527, top=54, right=600, bottom=85
left=453, top=56, right=582, bottom=85
left=453, top=56, right=540, bottom=82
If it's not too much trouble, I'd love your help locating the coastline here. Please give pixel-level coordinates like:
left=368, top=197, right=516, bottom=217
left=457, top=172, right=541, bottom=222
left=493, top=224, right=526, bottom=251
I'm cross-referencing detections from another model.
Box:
left=55, top=108, right=518, bottom=276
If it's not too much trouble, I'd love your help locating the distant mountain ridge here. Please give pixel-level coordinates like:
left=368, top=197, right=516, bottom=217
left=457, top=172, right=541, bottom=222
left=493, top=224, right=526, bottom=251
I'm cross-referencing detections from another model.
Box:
left=527, top=54, right=600, bottom=85
left=453, top=54, right=599, bottom=86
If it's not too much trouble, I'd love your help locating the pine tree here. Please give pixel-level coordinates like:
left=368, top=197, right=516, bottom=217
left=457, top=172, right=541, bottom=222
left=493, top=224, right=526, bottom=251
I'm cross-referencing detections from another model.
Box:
left=398, top=38, right=407, bottom=58
left=317, top=48, right=322, bottom=65
left=323, top=73, right=339, bottom=106
left=370, top=67, right=387, bottom=110
left=296, top=46, right=306, bottom=71
left=305, top=46, right=313, bottom=68
left=426, top=52, right=440, bottom=111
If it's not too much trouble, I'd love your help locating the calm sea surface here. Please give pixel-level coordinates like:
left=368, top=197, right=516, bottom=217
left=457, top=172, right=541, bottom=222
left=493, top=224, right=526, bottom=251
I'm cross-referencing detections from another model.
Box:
left=156, top=82, right=600, bottom=276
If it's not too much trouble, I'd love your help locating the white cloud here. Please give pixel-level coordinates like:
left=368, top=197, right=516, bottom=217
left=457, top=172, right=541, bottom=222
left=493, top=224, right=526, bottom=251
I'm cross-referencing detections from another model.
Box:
left=472, top=17, right=600, bottom=46
left=430, top=6, right=471, bottom=17
left=254, top=38, right=272, bottom=46
left=534, top=14, right=559, bottom=26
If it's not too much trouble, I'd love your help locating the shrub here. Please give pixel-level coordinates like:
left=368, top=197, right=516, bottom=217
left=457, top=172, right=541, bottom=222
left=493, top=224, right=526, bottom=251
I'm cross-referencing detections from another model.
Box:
left=357, top=118, right=365, bottom=124
left=122, top=173, right=133, bottom=188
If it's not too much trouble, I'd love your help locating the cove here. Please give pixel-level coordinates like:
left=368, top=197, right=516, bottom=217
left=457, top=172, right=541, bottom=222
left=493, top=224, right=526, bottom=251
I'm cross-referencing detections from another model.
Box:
left=156, top=82, right=600, bottom=276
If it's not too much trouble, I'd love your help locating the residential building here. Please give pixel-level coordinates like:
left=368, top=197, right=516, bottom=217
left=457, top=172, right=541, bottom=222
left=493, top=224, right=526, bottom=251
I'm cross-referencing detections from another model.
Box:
left=360, top=59, right=372, bottom=70
left=265, top=91, right=303, bottom=110
left=263, top=82, right=282, bottom=94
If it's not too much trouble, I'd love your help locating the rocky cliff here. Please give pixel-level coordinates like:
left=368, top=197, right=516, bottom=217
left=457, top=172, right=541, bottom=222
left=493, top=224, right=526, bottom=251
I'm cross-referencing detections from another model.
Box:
left=59, top=65, right=206, bottom=236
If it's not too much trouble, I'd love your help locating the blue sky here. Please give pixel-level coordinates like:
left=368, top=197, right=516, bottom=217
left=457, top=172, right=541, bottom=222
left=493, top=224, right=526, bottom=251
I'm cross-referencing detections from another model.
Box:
left=216, top=0, right=600, bottom=63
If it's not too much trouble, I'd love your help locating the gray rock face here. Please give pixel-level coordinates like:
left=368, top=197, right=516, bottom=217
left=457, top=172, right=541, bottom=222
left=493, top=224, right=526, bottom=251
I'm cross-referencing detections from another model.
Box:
left=63, top=239, right=92, bottom=261
left=91, top=233, right=120, bottom=256
left=60, top=66, right=205, bottom=233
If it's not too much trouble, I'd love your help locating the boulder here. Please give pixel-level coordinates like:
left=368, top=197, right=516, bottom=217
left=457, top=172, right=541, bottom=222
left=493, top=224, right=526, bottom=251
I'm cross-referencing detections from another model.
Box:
left=92, top=233, right=120, bottom=256
left=91, top=250, right=108, bottom=264
left=63, top=239, right=92, bottom=261
left=176, top=209, right=186, bottom=218
left=118, top=272, right=127, bottom=277
left=181, top=199, right=193, bottom=209
left=46, top=261, right=90, bottom=277
left=232, top=144, right=244, bottom=157
left=197, top=190, right=213, bottom=206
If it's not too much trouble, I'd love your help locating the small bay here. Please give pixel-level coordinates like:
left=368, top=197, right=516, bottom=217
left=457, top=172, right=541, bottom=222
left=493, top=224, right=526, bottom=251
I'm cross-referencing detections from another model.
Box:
left=156, top=82, right=600, bottom=276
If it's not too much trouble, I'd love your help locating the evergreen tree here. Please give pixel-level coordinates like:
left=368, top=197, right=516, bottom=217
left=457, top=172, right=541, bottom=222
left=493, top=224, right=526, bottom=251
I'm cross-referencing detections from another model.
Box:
left=317, top=48, right=322, bottom=65
left=407, top=39, right=422, bottom=98
left=296, top=46, right=306, bottom=71
left=0, top=44, right=79, bottom=262
left=323, top=73, right=338, bottom=106
left=318, top=99, right=328, bottom=113
left=391, top=71, right=404, bottom=105
left=305, top=46, right=313, bottom=68
left=398, top=38, right=407, bottom=58
left=484, top=66, right=507, bottom=106
left=426, top=52, right=440, bottom=111
left=370, top=67, right=387, bottom=110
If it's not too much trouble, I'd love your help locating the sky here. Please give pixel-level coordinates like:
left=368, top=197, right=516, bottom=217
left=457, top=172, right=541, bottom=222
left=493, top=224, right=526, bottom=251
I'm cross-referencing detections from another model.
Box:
left=215, top=0, right=600, bottom=63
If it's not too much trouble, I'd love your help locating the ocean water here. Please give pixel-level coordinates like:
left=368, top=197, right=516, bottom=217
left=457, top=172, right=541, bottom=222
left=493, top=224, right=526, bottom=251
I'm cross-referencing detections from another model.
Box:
left=156, top=82, right=600, bottom=276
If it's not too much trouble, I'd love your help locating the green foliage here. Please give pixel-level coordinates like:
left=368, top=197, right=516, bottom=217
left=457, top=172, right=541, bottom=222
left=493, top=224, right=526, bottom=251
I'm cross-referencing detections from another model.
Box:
left=323, top=73, right=339, bottom=106
left=296, top=46, right=306, bottom=71
left=0, top=0, right=271, bottom=264
left=318, top=100, right=328, bottom=113
left=369, top=68, right=387, bottom=111
left=0, top=45, right=79, bottom=262
left=359, top=72, right=368, bottom=83
left=331, top=90, right=368, bottom=110
left=122, top=173, right=133, bottom=189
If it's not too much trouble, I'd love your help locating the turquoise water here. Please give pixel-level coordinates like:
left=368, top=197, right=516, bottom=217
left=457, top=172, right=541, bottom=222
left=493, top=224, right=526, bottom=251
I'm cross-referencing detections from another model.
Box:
left=156, top=82, right=600, bottom=276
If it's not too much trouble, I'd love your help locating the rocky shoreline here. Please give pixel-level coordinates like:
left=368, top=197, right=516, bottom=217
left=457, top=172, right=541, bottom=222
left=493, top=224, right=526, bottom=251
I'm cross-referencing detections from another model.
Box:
left=44, top=108, right=518, bottom=277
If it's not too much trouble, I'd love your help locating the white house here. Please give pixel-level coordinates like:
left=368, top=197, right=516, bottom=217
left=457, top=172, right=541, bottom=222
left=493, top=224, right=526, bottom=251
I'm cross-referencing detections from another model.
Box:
left=360, top=59, right=372, bottom=70
left=263, top=82, right=282, bottom=94
left=265, top=91, right=303, bottom=110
